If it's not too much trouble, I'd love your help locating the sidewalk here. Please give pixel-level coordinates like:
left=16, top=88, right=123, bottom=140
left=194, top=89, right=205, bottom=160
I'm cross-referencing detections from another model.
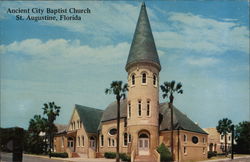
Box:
left=65, top=157, right=115, bottom=162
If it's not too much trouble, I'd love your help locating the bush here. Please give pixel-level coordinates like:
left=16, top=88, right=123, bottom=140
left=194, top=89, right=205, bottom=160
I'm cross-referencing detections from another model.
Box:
left=49, top=152, right=68, bottom=158
left=120, top=153, right=131, bottom=162
left=157, top=143, right=172, bottom=162
left=104, top=152, right=131, bottom=161
left=104, top=152, right=116, bottom=159
left=207, top=151, right=216, bottom=158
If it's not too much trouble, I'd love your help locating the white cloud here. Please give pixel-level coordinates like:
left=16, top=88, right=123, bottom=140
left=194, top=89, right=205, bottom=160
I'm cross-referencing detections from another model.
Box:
left=154, top=12, right=249, bottom=54
left=1, top=38, right=130, bottom=65
left=186, top=57, right=220, bottom=67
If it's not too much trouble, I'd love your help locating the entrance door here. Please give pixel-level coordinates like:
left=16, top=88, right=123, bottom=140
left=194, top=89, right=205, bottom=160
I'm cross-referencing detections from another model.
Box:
left=138, top=133, right=149, bottom=155
left=67, top=137, right=74, bottom=152
left=90, top=136, right=96, bottom=150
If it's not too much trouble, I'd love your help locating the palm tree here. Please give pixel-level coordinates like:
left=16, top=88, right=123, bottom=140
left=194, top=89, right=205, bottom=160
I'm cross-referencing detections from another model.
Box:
left=160, top=80, right=183, bottom=159
left=105, top=81, right=128, bottom=162
left=42, top=102, right=61, bottom=157
left=216, top=118, right=232, bottom=155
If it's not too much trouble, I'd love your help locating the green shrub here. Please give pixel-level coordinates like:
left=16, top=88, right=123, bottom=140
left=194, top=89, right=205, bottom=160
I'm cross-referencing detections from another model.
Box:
left=207, top=151, right=217, bottom=158
left=104, top=152, right=116, bottom=159
left=157, top=143, right=172, bottom=162
left=104, top=152, right=131, bottom=161
left=120, top=153, right=131, bottom=162
left=49, top=152, right=68, bottom=158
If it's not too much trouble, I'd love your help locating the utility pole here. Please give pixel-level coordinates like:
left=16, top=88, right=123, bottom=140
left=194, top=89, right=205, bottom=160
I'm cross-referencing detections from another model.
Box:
left=231, top=125, right=234, bottom=160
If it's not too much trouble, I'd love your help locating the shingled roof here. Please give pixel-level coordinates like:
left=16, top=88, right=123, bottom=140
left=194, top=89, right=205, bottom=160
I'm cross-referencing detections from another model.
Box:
left=159, top=103, right=208, bottom=134
left=75, top=105, right=103, bottom=133
left=100, top=99, right=127, bottom=122
left=125, top=2, right=161, bottom=71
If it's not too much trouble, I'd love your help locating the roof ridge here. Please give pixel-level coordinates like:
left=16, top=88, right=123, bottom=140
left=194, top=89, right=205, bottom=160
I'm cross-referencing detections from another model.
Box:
left=75, top=104, right=103, bottom=112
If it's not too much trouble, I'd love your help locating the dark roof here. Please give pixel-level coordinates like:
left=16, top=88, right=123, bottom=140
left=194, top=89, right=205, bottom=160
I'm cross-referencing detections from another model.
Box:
left=159, top=103, right=208, bottom=134
left=75, top=104, right=103, bottom=134
left=100, top=99, right=127, bottom=122
left=125, top=2, right=161, bottom=71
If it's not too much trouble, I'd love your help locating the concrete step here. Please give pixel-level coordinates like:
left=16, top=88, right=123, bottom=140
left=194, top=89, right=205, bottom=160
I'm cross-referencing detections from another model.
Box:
left=135, top=155, right=156, bottom=162
left=71, top=152, right=80, bottom=158
left=78, top=153, right=87, bottom=158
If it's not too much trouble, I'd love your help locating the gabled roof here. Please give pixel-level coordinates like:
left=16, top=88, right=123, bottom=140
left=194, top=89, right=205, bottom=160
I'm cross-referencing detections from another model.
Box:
left=125, top=2, right=161, bottom=71
left=75, top=104, right=103, bottom=134
left=100, top=99, right=127, bottom=122
left=159, top=103, right=208, bottom=134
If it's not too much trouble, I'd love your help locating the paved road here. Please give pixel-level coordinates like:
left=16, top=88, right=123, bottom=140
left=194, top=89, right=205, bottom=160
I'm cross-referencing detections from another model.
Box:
left=0, top=152, right=115, bottom=162
left=0, top=152, right=67, bottom=162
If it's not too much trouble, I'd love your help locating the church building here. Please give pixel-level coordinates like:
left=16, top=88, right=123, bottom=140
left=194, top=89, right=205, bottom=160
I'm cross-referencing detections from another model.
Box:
left=54, top=3, right=208, bottom=162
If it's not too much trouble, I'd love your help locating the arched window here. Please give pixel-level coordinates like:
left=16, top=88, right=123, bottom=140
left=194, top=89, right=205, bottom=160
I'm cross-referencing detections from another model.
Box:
left=146, top=100, right=150, bottom=116
left=131, top=74, right=135, bottom=85
left=138, top=100, right=142, bottom=116
left=128, top=102, right=131, bottom=118
left=128, top=134, right=132, bottom=143
left=112, top=139, right=115, bottom=147
left=184, top=146, right=187, bottom=154
left=142, top=73, right=146, bottom=84
left=78, top=136, right=80, bottom=146
left=184, top=134, right=187, bottom=142
left=100, top=135, right=104, bottom=147
left=108, top=138, right=111, bottom=147
left=153, top=74, right=157, bottom=86
left=124, top=133, right=128, bottom=146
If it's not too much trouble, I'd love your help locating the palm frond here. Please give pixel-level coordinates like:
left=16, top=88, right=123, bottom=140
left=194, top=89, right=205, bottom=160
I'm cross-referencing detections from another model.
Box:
left=176, top=82, right=182, bottom=91
left=170, top=80, right=175, bottom=90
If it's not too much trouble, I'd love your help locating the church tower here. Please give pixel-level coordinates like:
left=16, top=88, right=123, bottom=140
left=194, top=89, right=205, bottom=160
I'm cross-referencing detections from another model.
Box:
left=126, top=2, right=161, bottom=155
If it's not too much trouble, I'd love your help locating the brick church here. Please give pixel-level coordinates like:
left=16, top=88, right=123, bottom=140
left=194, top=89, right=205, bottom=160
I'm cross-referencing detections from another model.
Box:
left=54, top=3, right=208, bottom=161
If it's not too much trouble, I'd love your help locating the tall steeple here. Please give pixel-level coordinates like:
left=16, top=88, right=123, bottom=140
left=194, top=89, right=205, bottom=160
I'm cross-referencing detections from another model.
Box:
left=125, top=2, right=161, bottom=71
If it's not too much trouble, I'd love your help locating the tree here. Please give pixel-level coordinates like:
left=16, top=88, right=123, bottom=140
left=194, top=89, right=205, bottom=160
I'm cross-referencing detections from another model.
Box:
left=235, top=121, right=250, bottom=154
left=42, top=102, right=61, bottom=157
left=26, top=115, right=47, bottom=154
left=216, top=118, right=232, bottom=155
left=105, top=81, right=128, bottom=162
left=160, top=81, right=183, bottom=159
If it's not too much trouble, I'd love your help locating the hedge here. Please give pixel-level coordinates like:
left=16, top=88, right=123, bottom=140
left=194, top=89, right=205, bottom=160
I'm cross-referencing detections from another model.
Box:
left=49, top=152, right=68, bottom=158
left=104, top=152, right=131, bottom=161
left=207, top=151, right=217, bottom=158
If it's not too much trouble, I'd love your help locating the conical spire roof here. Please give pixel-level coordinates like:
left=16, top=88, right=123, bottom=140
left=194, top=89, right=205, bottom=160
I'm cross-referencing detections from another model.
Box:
left=125, top=2, right=161, bottom=71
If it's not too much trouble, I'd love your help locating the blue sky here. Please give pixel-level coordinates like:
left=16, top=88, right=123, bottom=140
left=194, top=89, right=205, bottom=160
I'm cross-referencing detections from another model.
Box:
left=0, top=1, right=249, bottom=129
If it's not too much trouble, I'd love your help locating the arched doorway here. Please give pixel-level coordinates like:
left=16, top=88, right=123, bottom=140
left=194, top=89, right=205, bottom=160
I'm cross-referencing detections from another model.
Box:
left=209, top=143, right=213, bottom=151
left=90, top=136, right=96, bottom=150
left=138, top=132, right=150, bottom=155
left=67, top=137, right=74, bottom=152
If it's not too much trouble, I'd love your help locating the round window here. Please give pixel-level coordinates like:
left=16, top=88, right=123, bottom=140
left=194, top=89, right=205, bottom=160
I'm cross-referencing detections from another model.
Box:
left=109, top=128, right=117, bottom=136
left=192, top=136, right=199, bottom=144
